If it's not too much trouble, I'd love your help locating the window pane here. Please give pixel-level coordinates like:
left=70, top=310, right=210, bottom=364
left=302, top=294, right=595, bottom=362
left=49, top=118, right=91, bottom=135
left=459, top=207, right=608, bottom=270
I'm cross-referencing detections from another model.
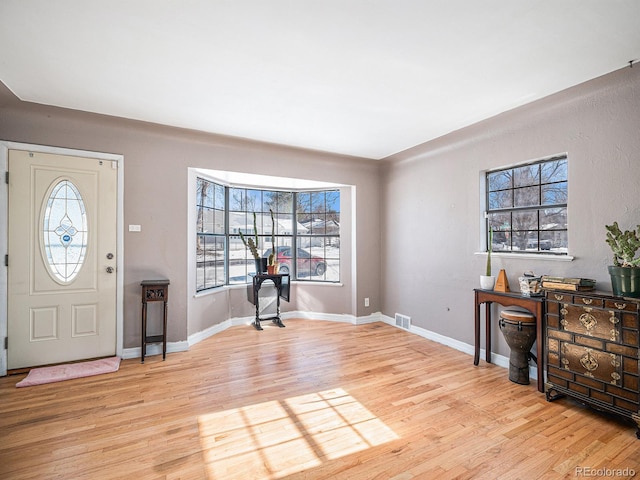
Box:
left=229, top=187, right=245, bottom=211
left=514, top=186, right=539, bottom=207
left=196, top=205, right=204, bottom=233
left=214, top=183, right=225, bottom=209
left=196, top=178, right=212, bottom=208
left=214, top=209, right=225, bottom=234
left=542, top=182, right=567, bottom=205
left=197, top=207, right=213, bottom=233
left=326, top=191, right=340, bottom=214
left=540, top=207, right=567, bottom=230
left=297, top=192, right=311, bottom=213
left=298, top=212, right=312, bottom=229
left=277, top=192, right=294, bottom=213
left=488, top=170, right=512, bottom=191
left=488, top=190, right=512, bottom=210
left=277, top=213, right=293, bottom=235
left=329, top=213, right=340, bottom=235
left=512, top=210, right=538, bottom=231
left=542, top=230, right=568, bottom=253
left=541, top=158, right=567, bottom=182
left=513, top=164, right=539, bottom=187
left=246, top=189, right=262, bottom=212
left=310, top=191, right=325, bottom=213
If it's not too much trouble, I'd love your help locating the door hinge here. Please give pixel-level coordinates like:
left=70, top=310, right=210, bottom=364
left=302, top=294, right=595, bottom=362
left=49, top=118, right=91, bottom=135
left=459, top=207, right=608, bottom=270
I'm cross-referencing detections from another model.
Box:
left=4, top=254, right=7, bottom=267
left=4, top=337, right=7, bottom=350
left=4, top=171, right=7, bottom=184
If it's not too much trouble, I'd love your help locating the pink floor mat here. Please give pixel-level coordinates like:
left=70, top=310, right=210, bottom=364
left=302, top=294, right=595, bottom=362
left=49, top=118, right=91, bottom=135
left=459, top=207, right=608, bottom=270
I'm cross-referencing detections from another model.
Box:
left=16, top=356, right=121, bottom=387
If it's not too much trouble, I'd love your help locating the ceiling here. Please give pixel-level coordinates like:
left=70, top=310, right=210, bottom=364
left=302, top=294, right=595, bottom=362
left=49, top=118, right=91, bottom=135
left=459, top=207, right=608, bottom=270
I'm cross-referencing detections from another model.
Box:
left=1, top=1, right=639, bottom=160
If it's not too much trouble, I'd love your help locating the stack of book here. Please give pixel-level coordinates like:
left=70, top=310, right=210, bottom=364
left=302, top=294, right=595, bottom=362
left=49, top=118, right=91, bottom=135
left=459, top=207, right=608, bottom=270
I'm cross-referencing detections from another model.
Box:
left=541, top=276, right=596, bottom=291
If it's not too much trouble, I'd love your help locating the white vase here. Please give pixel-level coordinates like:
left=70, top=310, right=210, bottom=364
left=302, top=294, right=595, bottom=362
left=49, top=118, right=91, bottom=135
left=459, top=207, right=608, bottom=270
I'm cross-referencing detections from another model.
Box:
left=480, top=275, right=496, bottom=290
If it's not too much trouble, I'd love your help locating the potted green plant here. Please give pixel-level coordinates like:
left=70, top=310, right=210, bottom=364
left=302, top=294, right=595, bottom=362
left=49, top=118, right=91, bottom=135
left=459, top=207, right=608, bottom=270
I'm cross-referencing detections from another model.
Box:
left=267, top=209, right=279, bottom=274
left=480, top=228, right=496, bottom=290
left=605, top=221, right=640, bottom=298
left=239, top=212, right=265, bottom=274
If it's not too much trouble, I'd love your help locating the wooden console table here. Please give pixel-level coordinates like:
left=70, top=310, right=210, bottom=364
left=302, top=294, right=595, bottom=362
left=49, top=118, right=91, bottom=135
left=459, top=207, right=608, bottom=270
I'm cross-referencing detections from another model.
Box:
left=474, top=288, right=545, bottom=392
left=141, top=279, right=169, bottom=363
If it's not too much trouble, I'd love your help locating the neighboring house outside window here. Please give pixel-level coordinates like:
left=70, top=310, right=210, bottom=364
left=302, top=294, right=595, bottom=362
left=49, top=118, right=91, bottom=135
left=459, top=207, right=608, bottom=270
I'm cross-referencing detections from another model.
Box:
left=486, top=155, right=568, bottom=254
left=197, top=177, right=340, bottom=293
left=296, top=190, right=340, bottom=280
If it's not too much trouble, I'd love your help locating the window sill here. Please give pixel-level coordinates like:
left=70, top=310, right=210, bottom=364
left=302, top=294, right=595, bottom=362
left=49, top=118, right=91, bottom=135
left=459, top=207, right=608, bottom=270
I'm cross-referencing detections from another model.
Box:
left=474, top=252, right=574, bottom=262
left=194, top=280, right=343, bottom=298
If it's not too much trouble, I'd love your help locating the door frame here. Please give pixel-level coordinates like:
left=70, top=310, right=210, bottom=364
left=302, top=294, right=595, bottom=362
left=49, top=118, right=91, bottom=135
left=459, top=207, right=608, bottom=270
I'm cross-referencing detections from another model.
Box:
left=0, top=141, right=124, bottom=376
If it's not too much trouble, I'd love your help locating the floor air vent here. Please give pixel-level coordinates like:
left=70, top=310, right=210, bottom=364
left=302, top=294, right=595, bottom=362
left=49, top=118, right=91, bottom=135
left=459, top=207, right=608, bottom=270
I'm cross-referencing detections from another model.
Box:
left=395, top=313, right=411, bottom=330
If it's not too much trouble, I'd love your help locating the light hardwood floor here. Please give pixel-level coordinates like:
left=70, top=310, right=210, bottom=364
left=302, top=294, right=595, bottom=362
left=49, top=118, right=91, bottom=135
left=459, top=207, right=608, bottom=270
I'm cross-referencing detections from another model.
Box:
left=1, top=319, right=639, bottom=479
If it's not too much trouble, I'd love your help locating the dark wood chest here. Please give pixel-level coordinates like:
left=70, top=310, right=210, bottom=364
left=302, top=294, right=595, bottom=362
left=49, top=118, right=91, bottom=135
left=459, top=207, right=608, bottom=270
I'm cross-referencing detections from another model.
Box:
left=545, top=290, right=640, bottom=438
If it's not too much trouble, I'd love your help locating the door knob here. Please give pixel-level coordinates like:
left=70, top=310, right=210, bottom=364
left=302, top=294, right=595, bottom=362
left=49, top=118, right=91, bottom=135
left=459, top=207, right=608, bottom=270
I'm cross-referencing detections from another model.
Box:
left=106, top=266, right=114, bottom=273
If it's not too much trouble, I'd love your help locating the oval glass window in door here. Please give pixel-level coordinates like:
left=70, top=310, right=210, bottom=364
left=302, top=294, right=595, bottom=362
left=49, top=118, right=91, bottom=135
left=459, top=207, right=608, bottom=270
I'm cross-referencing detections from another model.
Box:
left=42, top=179, right=88, bottom=283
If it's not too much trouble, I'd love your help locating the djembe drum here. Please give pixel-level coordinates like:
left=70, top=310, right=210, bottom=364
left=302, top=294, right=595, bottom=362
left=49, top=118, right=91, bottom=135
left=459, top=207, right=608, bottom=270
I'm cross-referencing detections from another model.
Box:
left=498, top=309, right=537, bottom=385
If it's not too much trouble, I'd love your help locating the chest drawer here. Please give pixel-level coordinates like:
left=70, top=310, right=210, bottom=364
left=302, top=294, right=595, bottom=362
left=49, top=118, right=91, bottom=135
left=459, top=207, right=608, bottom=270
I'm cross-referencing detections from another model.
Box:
left=560, top=304, right=619, bottom=341
left=560, top=342, right=622, bottom=385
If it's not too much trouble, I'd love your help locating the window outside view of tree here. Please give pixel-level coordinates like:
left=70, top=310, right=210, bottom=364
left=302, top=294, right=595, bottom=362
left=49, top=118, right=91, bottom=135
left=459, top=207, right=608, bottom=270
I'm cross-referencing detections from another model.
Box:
left=196, top=179, right=226, bottom=290
left=486, top=156, right=568, bottom=254
left=197, top=177, right=340, bottom=292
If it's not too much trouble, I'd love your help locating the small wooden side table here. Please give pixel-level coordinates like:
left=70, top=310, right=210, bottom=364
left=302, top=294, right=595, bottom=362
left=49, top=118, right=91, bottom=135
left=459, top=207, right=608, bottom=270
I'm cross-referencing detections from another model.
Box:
left=248, top=273, right=290, bottom=330
left=141, top=279, right=170, bottom=363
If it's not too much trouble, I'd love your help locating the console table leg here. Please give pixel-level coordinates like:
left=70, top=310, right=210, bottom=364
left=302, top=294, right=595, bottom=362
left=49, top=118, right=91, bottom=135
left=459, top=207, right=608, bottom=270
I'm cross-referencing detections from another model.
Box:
left=162, top=300, right=168, bottom=360
left=141, top=302, right=147, bottom=363
left=485, top=302, right=492, bottom=363
left=474, top=300, right=480, bottom=365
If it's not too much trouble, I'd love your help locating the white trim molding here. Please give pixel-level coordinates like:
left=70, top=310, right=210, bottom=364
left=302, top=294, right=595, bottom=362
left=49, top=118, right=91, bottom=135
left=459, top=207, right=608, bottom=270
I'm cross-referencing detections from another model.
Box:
left=122, top=310, right=535, bottom=381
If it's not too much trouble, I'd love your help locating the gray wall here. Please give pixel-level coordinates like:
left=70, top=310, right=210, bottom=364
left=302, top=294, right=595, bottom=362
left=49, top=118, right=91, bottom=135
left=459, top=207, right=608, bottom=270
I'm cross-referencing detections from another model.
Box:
left=0, top=83, right=381, bottom=348
left=381, top=66, right=640, bottom=357
left=1, top=65, right=638, bottom=358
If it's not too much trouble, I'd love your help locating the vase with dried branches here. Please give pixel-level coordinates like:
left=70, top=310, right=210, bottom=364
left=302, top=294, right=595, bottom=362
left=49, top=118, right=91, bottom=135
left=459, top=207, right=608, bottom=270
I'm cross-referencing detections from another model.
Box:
left=239, top=212, right=265, bottom=274
left=267, top=209, right=279, bottom=274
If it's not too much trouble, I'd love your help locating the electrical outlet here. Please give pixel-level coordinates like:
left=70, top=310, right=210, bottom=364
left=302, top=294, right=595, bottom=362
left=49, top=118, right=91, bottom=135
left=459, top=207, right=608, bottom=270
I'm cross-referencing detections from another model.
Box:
left=364, top=297, right=370, bottom=307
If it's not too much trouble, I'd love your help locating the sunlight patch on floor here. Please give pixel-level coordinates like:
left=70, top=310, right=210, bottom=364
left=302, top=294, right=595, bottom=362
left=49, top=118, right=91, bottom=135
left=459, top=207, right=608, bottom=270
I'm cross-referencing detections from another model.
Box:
left=198, top=388, right=398, bottom=479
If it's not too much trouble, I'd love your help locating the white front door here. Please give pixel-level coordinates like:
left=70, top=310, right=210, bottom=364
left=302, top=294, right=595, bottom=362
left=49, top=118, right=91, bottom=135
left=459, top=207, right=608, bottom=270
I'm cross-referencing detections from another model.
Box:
left=7, top=149, right=118, bottom=369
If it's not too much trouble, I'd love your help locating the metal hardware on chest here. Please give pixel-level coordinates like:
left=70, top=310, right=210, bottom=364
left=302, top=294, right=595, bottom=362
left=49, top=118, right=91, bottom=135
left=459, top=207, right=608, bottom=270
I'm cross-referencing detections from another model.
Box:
left=579, top=311, right=597, bottom=332
left=579, top=349, right=598, bottom=373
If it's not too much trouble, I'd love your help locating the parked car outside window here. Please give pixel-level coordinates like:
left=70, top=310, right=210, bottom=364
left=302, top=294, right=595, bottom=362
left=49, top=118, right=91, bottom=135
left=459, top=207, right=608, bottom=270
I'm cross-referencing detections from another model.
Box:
left=263, top=246, right=327, bottom=276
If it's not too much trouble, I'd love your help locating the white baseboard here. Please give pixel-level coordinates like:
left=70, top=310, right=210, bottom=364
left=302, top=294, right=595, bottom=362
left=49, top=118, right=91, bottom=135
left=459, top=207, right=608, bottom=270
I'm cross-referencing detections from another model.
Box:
left=122, top=341, right=190, bottom=360
left=378, top=313, right=537, bottom=381
left=121, top=310, right=536, bottom=380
